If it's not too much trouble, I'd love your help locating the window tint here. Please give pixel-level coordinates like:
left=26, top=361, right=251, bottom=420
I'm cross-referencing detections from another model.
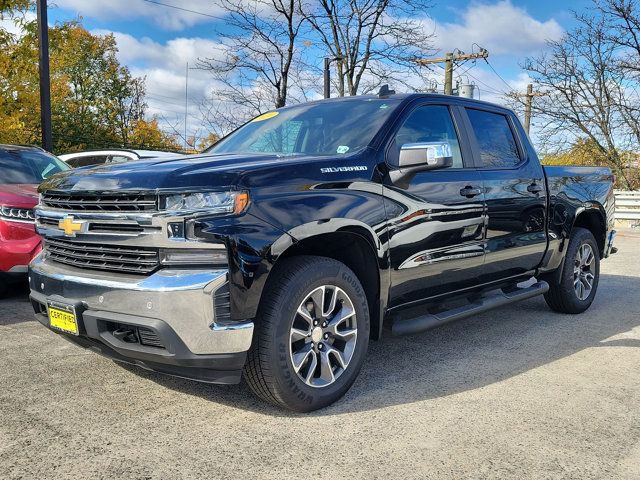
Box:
left=67, top=156, right=108, bottom=168
left=466, top=109, right=521, bottom=168
left=210, top=98, right=401, bottom=157
left=0, top=149, right=69, bottom=184
left=392, top=105, right=464, bottom=168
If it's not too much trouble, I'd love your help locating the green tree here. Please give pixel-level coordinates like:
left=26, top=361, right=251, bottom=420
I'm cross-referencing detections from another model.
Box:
left=0, top=10, right=180, bottom=153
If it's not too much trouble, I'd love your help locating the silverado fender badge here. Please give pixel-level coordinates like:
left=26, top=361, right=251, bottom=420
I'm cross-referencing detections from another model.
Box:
left=320, top=166, right=368, bottom=173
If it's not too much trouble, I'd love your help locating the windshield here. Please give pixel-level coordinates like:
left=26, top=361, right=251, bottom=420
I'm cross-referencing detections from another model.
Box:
left=209, top=98, right=401, bottom=157
left=0, top=149, right=70, bottom=185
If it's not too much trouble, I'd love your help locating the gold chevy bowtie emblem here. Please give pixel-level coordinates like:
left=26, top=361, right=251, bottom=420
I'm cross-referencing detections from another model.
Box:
left=58, top=216, right=84, bottom=236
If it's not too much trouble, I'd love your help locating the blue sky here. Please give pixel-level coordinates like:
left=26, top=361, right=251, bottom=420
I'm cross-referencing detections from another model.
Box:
left=43, top=0, right=593, bottom=142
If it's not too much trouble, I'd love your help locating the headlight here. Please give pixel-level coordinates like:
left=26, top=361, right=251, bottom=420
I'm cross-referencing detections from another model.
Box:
left=161, top=191, right=249, bottom=215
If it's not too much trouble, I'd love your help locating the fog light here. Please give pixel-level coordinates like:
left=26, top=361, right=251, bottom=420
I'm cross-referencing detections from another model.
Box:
left=160, top=248, right=228, bottom=266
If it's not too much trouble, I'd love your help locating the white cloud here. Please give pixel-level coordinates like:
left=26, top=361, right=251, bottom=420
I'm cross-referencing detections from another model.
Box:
left=56, top=0, right=223, bottom=31
left=429, top=1, right=564, bottom=55
left=0, top=12, right=36, bottom=37
left=92, top=30, right=227, bottom=143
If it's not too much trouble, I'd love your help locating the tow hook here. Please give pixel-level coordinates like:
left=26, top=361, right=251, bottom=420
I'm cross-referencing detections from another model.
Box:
left=112, top=327, right=138, bottom=344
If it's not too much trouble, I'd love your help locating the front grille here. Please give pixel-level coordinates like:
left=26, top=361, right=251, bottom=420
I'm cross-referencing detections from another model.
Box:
left=42, top=192, right=157, bottom=211
left=37, top=216, right=146, bottom=234
left=138, top=327, right=165, bottom=348
left=0, top=206, right=35, bottom=222
left=45, top=238, right=159, bottom=274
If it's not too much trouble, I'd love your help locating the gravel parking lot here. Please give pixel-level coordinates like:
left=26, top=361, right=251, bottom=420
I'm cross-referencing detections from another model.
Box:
left=1, top=232, right=640, bottom=480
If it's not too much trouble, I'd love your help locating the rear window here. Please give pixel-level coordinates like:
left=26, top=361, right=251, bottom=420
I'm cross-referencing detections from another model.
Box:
left=0, top=149, right=70, bottom=184
left=466, top=109, right=521, bottom=168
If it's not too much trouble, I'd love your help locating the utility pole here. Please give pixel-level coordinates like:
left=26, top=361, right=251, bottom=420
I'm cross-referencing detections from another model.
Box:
left=184, top=62, right=188, bottom=150
left=416, top=49, right=489, bottom=95
left=36, top=0, right=53, bottom=152
left=514, top=84, right=545, bottom=134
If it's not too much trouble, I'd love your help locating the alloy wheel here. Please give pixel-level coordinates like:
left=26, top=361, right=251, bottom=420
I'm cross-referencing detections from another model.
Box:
left=289, top=285, right=358, bottom=388
left=573, top=243, right=595, bottom=301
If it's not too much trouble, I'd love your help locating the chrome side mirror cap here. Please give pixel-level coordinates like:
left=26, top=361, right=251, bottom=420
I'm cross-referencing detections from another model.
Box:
left=398, top=142, right=454, bottom=170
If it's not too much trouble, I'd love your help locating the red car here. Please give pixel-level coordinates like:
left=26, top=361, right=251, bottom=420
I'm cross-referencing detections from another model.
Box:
left=0, top=145, right=69, bottom=293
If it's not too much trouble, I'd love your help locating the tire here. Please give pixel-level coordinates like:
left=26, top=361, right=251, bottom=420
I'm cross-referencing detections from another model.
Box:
left=544, top=227, right=600, bottom=314
left=244, top=256, right=370, bottom=412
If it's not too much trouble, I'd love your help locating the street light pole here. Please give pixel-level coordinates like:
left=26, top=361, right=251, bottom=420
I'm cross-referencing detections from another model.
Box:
left=323, top=56, right=343, bottom=99
left=323, top=57, right=331, bottom=99
left=36, top=0, right=53, bottom=152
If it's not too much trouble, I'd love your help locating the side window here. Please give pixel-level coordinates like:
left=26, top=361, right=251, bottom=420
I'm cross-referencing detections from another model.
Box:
left=392, top=105, right=464, bottom=168
left=106, top=155, right=131, bottom=164
left=67, top=156, right=106, bottom=168
left=466, top=109, right=521, bottom=168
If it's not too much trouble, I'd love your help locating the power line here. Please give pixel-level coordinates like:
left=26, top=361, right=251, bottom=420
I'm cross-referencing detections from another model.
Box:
left=142, top=0, right=224, bottom=20
left=463, top=70, right=508, bottom=96
left=484, top=59, right=515, bottom=93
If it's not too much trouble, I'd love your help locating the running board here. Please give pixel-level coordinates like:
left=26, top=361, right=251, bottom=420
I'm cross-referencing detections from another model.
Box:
left=391, top=280, right=549, bottom=336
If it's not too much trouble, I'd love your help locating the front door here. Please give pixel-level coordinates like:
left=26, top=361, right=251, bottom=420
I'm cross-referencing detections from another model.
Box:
left=383, top=103, right=487, bottom=308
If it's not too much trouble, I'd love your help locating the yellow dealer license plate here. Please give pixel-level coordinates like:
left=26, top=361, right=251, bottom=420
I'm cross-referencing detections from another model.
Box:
left=47, top=302, right=79, bottom=336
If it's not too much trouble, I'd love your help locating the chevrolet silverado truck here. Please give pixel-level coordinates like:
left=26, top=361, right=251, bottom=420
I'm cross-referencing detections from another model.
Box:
left=29, top=92, right=616, bottom=411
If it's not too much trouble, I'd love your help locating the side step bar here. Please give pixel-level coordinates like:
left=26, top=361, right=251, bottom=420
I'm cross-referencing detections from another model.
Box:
left=391, top=280, right=549, bottom=336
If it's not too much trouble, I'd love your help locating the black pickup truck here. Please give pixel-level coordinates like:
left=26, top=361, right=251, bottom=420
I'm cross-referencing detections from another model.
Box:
left=30, top=92, right=616, bottom=411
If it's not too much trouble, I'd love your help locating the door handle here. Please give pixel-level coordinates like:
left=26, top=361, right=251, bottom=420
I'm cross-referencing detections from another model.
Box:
left=527, top=182, right=543, bottom=194
left=460, top=186, right=482, bottom=198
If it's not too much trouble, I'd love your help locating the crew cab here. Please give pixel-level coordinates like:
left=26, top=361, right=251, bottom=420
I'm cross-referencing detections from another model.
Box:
left=29, top=93, right=616, bottom=411
left=0, top=145, right=69, bottom=295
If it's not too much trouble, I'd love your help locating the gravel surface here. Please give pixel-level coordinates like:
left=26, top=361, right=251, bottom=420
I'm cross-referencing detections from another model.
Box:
left=1, top=232, right=639, bottom=480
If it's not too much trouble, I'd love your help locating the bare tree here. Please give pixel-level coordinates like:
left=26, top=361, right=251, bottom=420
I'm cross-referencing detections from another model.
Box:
left=593, top=0, right=640, bottom=154
left=596, top=0, right=640, bottom=70
left=300, top=0, right=435, bottom=96
left=522, top=12, right=638, bottom=188
left=198, top=0, right=305, bottom=113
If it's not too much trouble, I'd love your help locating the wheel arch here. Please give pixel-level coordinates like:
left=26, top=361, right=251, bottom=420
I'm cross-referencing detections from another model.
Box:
left=268, top=222, right=386, bottom=340
left=572, top=205, right=606, bottom=257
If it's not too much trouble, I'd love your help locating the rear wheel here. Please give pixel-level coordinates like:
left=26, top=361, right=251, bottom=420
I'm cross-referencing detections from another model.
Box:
left=544, top=227, right=600, bottom=314
left=244, top=256, right=370, bottom=412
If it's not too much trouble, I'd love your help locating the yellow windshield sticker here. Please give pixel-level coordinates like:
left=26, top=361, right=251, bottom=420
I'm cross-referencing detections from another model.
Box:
left=252, top=111, right=279, bottom=122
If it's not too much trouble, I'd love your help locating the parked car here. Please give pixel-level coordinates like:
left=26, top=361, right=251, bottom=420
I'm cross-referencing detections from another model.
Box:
left=58, top=149, right=179, bottom=168
left=30, top=92, right=616, bottom=411
left=0, top=145, right=69, bottom=294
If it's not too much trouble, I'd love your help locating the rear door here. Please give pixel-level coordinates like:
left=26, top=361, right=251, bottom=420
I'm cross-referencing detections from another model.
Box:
left=383, top=102, right=487, bottom=307
left=462, top=106, right=547, bottom=282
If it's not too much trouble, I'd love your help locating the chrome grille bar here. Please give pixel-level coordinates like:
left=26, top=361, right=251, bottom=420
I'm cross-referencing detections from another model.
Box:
left=44, top=238, right=159, bottom=274
left=42, top=192, right=157, bottom=212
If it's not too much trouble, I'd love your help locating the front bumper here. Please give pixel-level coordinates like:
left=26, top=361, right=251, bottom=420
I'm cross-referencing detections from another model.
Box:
left=29, top=255, right=254, bottom=384
left=605, top=229, right=617, bottom=257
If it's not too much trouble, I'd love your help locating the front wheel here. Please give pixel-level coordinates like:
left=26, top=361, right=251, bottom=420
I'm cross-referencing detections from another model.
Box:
left=244, top=256, right=370, bottom=412
left=544, top=227, right=600, bottom=314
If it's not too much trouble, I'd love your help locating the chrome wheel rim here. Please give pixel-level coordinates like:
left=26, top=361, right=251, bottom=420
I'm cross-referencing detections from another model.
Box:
left=574, top=243, right=595, bottom=301
left=289, top=285, right=357, bottom=388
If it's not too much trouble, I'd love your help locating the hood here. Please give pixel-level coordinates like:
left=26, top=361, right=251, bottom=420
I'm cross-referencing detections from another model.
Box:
left=0, top=183, right=39, bottom=208
left=38, top=152, right=372, bottom=193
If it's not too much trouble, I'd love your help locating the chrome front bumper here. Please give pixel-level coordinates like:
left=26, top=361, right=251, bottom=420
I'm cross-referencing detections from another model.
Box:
left=28, top=255, right=254, bottom=355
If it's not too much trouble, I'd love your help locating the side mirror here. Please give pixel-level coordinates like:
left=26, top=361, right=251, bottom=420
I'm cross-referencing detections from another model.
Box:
left=398, top=142, right=453, bottom=170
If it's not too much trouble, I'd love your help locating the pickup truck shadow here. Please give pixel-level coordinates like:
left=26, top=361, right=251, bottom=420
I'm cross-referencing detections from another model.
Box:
left=125, top=273, right=640, bottom=416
